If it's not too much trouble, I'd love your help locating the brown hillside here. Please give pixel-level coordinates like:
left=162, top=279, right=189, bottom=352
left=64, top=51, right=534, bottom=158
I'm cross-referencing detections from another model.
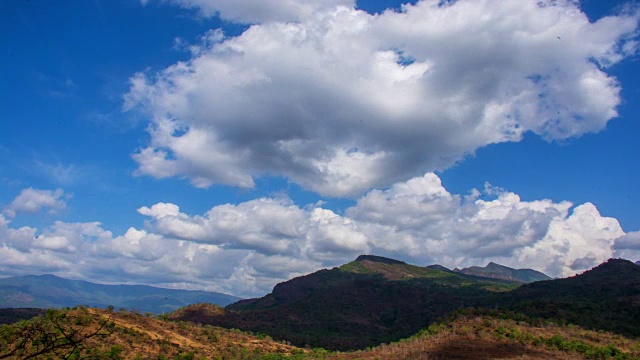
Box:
left=0, top=306, right=304, bottom=359
left=330, top=311, right=640, bottom=360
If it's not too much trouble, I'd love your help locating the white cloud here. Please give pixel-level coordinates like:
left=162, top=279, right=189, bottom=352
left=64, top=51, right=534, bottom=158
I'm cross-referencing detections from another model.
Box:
left=143, top=0, right=354, bottom=23
left=494, top=202, right=624, bottom=277
left=126, top=0, right=639, bottom=197
left=0, top=173, right=633, bottom=297
left=3, top=188, right=68, bottom=218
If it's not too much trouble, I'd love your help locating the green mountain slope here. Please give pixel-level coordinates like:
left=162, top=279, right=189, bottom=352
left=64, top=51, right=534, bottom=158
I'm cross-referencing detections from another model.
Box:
left=0, top=274, right=240, bottom=314
left=455, top=262, right=551, bottom=283
left=497, top=258, right=640, bottom=337
left=174, top=255, right=519, bottom=350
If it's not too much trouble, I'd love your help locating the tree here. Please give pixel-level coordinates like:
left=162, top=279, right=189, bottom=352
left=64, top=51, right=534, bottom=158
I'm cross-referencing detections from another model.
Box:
left=0, top=308, right=114, bottom=360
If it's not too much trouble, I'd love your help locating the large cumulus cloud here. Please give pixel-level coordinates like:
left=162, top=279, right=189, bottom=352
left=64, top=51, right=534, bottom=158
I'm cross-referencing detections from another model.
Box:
left=1, top=175, right=632, bottom=297
left=125, top=0, right=639, bottom=197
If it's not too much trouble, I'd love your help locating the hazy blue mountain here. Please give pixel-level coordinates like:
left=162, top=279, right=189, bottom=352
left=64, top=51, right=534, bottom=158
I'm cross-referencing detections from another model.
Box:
left=636, top=261, right=640, bottom=266
left=0, top=274, right=240, bottom=313
left=454, top=262, right=551, bottom=283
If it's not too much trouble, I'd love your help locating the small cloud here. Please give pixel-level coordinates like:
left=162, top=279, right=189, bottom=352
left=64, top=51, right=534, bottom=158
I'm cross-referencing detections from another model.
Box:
left=3, top=188, right=69, bottom=218
left=34, top=161, right=80, bottom=186
left=483, top=182, right=507, bottom=196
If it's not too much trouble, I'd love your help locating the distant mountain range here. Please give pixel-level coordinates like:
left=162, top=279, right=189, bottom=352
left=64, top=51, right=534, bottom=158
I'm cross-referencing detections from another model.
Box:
left=171, top=255, right=640, bottom=351
left=0, top=274, right=240, bottom=314
left=453, top=262, right=551, bottom=283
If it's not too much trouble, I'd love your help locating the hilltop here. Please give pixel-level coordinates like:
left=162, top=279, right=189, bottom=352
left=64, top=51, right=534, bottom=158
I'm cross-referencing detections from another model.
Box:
left=0, top=274, right=240, bottom=314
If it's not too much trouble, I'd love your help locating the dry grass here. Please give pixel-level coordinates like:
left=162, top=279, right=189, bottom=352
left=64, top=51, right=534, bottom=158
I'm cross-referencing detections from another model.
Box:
left=81, top=307, right=304, bottom=359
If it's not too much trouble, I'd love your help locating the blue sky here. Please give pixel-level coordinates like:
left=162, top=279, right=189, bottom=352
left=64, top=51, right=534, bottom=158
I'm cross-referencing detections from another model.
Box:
left=1, top=0, right=639, bottom=297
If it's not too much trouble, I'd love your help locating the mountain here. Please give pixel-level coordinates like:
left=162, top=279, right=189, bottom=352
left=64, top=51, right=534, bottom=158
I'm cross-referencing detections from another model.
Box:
left=636, top=260, right=640, bottom=266
left=171, top=256, right=640, bottom=351
left=0, top=274, right=240, bottom=314
left=498, top=258, right=640, bottom=337
left=454, top=262, right=551, bottom=283
left=172, top=255, right=520, bottom=350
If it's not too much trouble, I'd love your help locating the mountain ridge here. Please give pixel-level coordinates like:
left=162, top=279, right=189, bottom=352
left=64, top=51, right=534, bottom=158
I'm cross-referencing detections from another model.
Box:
left=454, top=261, right=551, bottom=283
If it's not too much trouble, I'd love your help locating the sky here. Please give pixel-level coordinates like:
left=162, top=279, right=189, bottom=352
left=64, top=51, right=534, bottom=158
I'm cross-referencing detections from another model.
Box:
left=1, top=0, right=639, bottom=298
